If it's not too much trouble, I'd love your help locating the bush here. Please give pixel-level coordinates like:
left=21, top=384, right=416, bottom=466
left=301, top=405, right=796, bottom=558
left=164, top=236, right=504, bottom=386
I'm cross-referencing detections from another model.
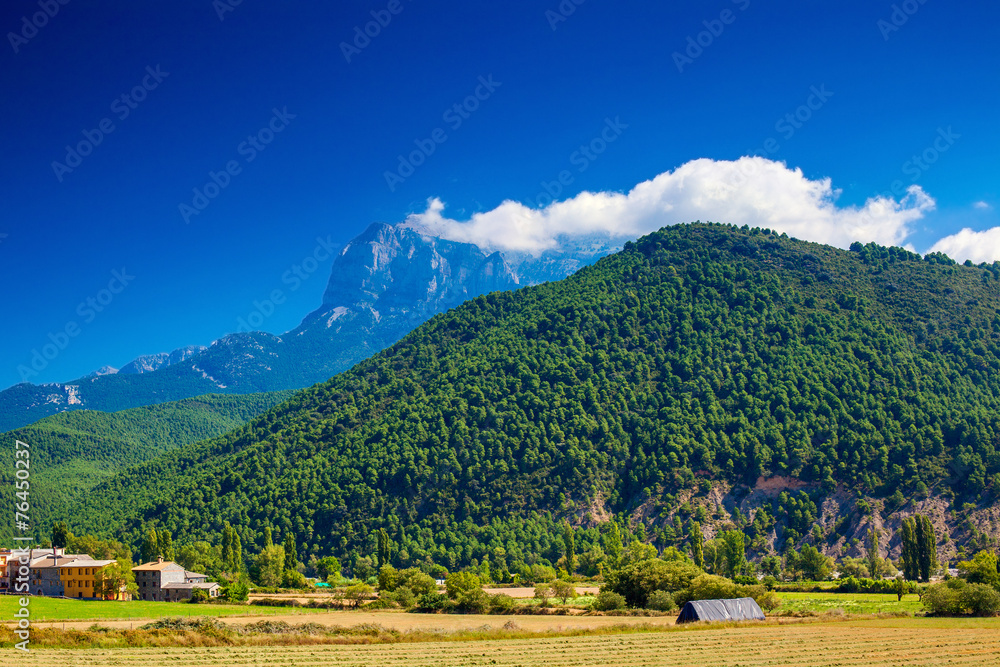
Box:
left=188, top=589, right=209, bottom=604
left=550, top=579, right=578, bottom=604
left=382, top=586, right=416, bottom=609
left=455, top=587, right=490, bottom=614
left=222, top=580, right=249, bottom=602
left=281, top=569, right=308, bottom=589
left=396, top=568, right=437, bottom=596
left=646, top=590, right=676, bottom=611
left=414, top=591, right=453, bottom=612
left=603, top=559, right=703, bottom=607
left=489, top=593, right=517, bottom=614
left=445, top=571, right=481, bottom=599
left=591, top=591, right=627, bottom=611
left=924, top=582, right=964, bottom=615
left=921, top=580, right=1000, bottom=616
left=961, top=583, right=1000, bottom=616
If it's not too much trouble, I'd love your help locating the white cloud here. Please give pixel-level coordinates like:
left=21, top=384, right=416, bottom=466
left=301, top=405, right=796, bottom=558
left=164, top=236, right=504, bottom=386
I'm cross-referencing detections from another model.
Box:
left=929, top=227, right=1000, bottom=264
left=974, top=201, right=992, bottom=210
left=403, top=157, right=936, bottom=255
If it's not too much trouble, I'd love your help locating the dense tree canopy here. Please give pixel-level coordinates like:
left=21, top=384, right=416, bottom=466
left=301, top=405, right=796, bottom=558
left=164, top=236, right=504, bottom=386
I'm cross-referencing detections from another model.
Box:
left=69, top=223, right=1000, bottom=569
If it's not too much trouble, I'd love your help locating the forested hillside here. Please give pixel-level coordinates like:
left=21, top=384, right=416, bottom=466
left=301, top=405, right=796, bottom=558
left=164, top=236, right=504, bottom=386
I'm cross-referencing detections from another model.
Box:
left=0, top=391, right=294, bottom=542
left=71, top=223, right=1000, bottom=571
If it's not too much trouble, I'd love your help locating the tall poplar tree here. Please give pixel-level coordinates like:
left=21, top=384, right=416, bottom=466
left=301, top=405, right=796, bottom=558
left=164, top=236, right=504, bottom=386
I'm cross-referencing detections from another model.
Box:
left=688, top=520, right=705, bottom=569
left=900, top=517, right=919, bottom=580
left=562, top=522, right=576, bottom=574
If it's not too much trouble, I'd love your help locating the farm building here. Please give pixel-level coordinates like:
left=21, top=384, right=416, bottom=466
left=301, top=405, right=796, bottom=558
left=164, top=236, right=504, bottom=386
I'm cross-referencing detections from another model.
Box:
left=676, top=597, right=765, bottom=623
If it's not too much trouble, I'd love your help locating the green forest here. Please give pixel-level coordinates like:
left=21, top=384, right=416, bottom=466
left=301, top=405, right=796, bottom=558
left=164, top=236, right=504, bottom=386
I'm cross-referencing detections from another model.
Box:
left=66, top=223, right=1000, bottom=573
left=0, top=391, right=294, bottom=542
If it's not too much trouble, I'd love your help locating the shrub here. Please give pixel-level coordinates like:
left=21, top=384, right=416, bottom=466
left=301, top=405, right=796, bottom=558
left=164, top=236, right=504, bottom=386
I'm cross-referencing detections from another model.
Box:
left=961, top=583, right=1000, bottom=616
left=603, top=559, right=702, bottom=607
left=455, top=588, right=490, bottom=614
left=188, top=589, right=209, bottom=604
left=396, top=568, right=437, bottom=596
left=377, top=565, right=399, bottom=592
left=381, top=586, right=416, bottom=609
left=221, top=580, right=249, bottom=602
left=676, top=574, right=738, bottom=605
left=414, top=591, right=453, bottom=612
left=920, top=579, right=1000, bottom=616
left=281, top=569, right=308, bottom=589
left=591, top=591, right=627, bottom=611
left=445, top=571, right=481, bottom=599
left=646, top=590, right=676, bottom=611
left=550, top=579, right=578, bottom=604
left=489, top=593, right=517, bottom=614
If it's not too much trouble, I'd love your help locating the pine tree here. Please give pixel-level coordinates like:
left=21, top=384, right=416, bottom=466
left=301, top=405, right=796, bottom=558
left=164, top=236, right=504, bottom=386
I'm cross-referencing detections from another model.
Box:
left=264, top=526, right=273, bottom=548
left=688, top=520, right=704, bottom=569
left=562, top=522, right=576, bottom=574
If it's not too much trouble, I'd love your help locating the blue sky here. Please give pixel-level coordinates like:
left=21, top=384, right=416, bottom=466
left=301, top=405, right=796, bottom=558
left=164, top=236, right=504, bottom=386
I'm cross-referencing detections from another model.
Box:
left=1, top=0, right=998, bottom=389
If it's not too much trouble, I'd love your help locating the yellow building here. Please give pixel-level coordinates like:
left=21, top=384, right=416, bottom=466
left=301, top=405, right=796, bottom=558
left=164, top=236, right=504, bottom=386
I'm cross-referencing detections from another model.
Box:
left=60, top=559, right=118, bottom=599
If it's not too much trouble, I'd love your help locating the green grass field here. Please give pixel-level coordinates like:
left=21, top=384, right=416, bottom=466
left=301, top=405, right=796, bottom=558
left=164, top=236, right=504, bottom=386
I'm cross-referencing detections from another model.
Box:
left=774, top=591, right=924, bottom=615
left=0, top=596, right=324, bottom=622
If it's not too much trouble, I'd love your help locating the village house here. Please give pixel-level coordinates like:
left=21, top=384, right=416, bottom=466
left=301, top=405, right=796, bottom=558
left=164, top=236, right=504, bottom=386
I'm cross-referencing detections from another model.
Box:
left=131, top=557, right=219, bottom=601
left=1, top=549, right=122, bottom=599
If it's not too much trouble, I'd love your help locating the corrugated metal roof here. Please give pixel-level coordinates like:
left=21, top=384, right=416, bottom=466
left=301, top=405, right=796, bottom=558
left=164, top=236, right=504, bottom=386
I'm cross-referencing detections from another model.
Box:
left=676, top=597, right=765, bottom=623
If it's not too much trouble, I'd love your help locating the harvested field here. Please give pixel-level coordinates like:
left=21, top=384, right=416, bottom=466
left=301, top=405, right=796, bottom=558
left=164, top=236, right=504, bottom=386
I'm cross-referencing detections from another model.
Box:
left=26, top=608, right=673, bottom=632
left=9, top=618, right=1000, bottom=666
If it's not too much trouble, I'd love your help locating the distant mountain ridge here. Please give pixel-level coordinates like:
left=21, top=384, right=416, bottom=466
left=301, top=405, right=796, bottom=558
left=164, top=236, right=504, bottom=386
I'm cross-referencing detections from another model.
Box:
left=0, top=223, right=608, bottom=431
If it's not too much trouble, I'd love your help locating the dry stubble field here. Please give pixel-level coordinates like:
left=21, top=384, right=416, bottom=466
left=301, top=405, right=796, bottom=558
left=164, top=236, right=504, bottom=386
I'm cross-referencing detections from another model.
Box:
left=8, top=618, right=1000, bottom=667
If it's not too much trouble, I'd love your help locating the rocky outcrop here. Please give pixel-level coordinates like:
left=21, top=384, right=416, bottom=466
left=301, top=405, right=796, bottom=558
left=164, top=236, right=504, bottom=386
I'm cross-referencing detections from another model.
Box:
left=0, top=223, right=590, bottom=430
left=118, top=345, right=207, bottom=375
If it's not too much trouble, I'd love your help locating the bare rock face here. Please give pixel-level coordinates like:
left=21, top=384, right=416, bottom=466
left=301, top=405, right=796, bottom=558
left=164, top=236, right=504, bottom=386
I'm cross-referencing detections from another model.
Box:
left=119, top=345, right=207, bottom=375
left=0, top=222, right=599, bottom=430
left=314, top=223, right=518, bottom=320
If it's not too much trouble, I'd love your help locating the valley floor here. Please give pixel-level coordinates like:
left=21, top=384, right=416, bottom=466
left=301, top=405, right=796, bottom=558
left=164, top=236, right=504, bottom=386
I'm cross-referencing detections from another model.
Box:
left=7, top=617, right=1000, bottom=666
